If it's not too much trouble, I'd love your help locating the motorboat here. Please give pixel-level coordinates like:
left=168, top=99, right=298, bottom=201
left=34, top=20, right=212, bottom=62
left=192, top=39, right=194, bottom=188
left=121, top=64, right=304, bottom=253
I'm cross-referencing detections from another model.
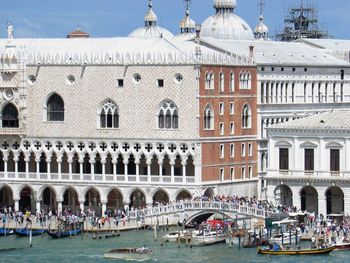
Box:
left=163, top=230, right=199, bottom=243
left=103, top=247, right=153, bottom=260
left=191, top=230, right=226, bottom=246
left=257, top=245, right=336, bottom=255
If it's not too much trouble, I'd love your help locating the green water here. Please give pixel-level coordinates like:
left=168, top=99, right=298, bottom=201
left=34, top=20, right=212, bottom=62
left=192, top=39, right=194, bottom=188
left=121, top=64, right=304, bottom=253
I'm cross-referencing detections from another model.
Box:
left=0, top=229, right=349, bottom=263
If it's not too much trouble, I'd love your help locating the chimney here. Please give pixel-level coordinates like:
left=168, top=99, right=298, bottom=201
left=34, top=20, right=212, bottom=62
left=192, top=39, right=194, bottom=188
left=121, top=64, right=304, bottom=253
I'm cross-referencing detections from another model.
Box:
left=249, top=45, right=255, bottom=63
left=195, top=24, right=201, bottom=39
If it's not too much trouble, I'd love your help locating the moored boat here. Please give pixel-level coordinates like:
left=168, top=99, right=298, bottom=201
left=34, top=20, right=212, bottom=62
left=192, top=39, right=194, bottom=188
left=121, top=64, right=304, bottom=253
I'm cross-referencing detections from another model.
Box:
left=0, top=228, right=14, bottom=236
left=257, top=245, right=336, bottom=255
left=47, top=228, right=81, bottom=239
left=15, top=228, right=46, bottom=237
left=191, top=230, right=226, bottom=247
left=103, top=247, right=153, bottom=260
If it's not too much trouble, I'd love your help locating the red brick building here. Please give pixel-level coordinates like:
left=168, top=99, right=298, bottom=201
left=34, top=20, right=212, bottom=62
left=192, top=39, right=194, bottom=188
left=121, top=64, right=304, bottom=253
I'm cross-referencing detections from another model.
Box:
left=199, top=65, right=258, bottom=183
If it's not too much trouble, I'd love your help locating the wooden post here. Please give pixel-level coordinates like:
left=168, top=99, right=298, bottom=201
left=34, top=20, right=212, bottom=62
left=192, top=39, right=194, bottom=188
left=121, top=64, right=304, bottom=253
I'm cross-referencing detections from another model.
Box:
left=154, top=224, right=157, bottom=241
left=177, top=230, right=181, bottom=248
left=289, top=229, right=292, bottom=245
left=295, top=229, right=298, bottom=245
left=281, top=229, right=284, bottom=246
left=29, top=229, right=33, bottom=248
left=238, top=235, right=241, bottom=250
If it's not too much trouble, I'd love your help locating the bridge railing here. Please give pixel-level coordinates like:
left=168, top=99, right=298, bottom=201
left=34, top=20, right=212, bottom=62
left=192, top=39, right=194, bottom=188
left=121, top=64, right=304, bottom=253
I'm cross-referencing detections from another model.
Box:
left=127, top=201, right=270, bottom=220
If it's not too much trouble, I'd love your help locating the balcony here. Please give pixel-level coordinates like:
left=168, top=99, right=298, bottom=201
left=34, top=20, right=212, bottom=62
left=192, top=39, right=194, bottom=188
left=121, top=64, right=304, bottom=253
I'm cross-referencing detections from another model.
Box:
left=0, top=127, right=26, bottom=136
left=0, top=172, right=197, bottom=185
left=266, top=169, right=347, bottom=180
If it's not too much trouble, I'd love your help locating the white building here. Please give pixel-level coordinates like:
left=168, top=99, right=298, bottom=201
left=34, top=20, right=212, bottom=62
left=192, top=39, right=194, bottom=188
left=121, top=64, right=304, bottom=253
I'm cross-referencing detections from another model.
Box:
left=266, top=111, right=350, bottom=215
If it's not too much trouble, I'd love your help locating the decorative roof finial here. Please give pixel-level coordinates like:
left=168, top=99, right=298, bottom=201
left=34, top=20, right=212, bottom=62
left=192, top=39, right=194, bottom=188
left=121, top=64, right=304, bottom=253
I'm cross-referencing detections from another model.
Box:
left=179, top=0, right=195, bottom=34
left=7, top=22, right=13, bottom=40
left=145, top=0, right=157, bottom=27
left=254, top=0, right=269, bottom=40
left=258, top=0, right=265, bottom=17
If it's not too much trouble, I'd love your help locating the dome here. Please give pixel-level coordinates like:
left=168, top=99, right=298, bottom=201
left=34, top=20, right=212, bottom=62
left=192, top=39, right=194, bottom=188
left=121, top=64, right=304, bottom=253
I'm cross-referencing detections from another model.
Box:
left=254, top=15, right=269, bottom=40
left=128, top=0, right=174, bottom=39
left=129, top=27, right=174, bottom=39
left=201, top=0, right=254, bottom=40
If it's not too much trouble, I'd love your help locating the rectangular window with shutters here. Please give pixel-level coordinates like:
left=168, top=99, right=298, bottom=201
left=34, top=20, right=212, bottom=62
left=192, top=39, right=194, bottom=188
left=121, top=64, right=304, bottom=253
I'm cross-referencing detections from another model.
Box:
left=279, top=148, right=289, bottom=170
left=330, top=149, right=340, bottom=172
left=304, top=149, right=314, bottom=171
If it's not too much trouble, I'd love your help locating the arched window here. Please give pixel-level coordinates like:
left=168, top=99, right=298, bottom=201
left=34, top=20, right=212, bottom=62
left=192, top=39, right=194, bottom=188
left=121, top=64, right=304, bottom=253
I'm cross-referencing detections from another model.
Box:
left=205, top=72, right=214, bottom=90
left=2, top=103, right=19, bottom=128
left=242, top=104, right=251, bottom=128
left=204, top=104, right=214, bottom=130
left=47, top=94, right=64, bottom=121
left=229, top=72, right=235, bottom=92
left=158, top=101, right=178, bottom=129
left=239, top=72, right=251, bottom=89
left=100, top=100, right=119, bottom=128
left=219, top=72, right=224, bottom=92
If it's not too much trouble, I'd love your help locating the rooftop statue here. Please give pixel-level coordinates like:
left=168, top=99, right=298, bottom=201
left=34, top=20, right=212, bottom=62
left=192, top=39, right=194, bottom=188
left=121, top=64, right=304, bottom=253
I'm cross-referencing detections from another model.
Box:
left=7, top=22, right=13, bottom=40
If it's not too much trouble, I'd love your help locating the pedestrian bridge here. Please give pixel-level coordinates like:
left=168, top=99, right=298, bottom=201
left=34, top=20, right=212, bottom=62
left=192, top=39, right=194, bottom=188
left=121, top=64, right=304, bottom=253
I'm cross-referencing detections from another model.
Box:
left=127, top=201, right=269, bottom=224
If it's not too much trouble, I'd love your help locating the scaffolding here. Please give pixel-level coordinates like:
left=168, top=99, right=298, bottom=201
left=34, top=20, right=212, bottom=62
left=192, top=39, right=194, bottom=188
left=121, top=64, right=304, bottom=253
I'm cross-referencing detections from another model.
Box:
left=276, top=0, right=330, bottom=42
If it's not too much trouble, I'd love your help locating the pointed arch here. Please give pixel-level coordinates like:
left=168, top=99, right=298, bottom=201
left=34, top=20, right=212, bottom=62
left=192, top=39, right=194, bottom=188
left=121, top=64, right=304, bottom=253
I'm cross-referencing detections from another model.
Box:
left=99, top=99, right=119, bottom=128
left=157, top=100, right=179, bottom=129
left=204, top=103, right=214, bottom=130
left=46, top=93, right=64, bottom=121
left=152, top=188, right=170, bottom=205
left=242, top=103, right=251, bottom=128
left=175, top=188, right=192, bottom=201
left=2, top=103, right=19, bottom=128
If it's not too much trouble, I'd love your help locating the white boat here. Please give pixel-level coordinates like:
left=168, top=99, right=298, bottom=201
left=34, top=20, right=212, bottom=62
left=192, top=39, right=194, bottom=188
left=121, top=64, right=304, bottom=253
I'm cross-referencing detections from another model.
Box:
left=269, top=232, right=302, bottom=245
left=192, top=230, right=226, bottom=246
left=162, top=230, right=199, bottom=242
left=270, top=219, right=302, bottom=245
left=103, top=247, right=153, bottom=260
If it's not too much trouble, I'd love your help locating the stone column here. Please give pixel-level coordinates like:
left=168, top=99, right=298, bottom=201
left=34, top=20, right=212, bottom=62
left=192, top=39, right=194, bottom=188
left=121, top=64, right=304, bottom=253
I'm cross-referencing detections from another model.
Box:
left=58, top=201, right=63, bottom=215
left=14, top=199, right=19, bottom=212
left=170, top=159, right=175, bottom=183
left=112, top=160, right=117, bottom=177
left=57, top=160, right=62, bottom=180
left=124, top=160, right=129, bottom=182
left=90, top=160, right=95, bottom=181
left=158, top=160, right=163, bottom=183
left=101, top=201, right=107, bottom=217
left=135, top=159, right=140, bottom=182
left=318, top=195, right=327, bottom=216
left=36, top=201, right=41, bottom=213
left=80, top=202, right=84, bottom=213
left=14, top=156, right=18, bottom=179
left=101, top=161, right=106, bottom=177
left=47, top=160, right=51, bottom=180
left=25, top=159, right=29, bottom=179
left=79, top=161, right=83, bottom=177
left=3, top=155, right=8, bottom=178
left=35, top=157, right=40, bottom=178
left=147, top=159, right=152, bottom=183
left=293, top=194, right=301, bottom=211
left=68, top=160, right=73, bottom=180
left=182, top=161, right=187, bottom=184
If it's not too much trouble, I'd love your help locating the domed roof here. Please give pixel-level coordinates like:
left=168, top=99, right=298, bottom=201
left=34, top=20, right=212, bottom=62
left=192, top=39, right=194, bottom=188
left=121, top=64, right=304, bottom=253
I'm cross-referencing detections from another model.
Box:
left=201, top=0, right=254, bottom=40
left=129, top=0, right=174, bottom=39
left=254, top=15, right=269, bottom=40
left=129, top=27, right=174, bottom=39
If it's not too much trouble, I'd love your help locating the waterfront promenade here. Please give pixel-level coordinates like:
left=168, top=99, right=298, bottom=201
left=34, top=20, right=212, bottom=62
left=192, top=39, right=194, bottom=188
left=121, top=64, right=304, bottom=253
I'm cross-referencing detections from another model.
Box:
left=1, top=200, right=269, bottom=232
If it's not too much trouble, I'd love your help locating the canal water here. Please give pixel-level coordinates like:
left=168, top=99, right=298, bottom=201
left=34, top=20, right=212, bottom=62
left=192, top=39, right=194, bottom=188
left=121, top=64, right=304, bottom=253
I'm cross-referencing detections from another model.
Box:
left=0, top=228, right=349, bottom=263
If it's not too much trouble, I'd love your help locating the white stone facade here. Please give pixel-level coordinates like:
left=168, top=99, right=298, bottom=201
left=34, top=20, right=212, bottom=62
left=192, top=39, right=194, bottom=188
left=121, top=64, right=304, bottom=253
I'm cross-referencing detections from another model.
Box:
left=265, top=112, right=350, bottom=216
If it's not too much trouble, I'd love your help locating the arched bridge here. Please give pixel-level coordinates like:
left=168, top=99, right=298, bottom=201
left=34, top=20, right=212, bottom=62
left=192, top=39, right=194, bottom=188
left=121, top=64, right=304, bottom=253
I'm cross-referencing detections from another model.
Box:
left=126, top=201, right=270, bottom=225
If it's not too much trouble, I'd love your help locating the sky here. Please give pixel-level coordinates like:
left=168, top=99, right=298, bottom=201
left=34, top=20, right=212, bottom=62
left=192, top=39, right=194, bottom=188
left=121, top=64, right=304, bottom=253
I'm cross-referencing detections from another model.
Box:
left=1, top=0, right=350, bottom=39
